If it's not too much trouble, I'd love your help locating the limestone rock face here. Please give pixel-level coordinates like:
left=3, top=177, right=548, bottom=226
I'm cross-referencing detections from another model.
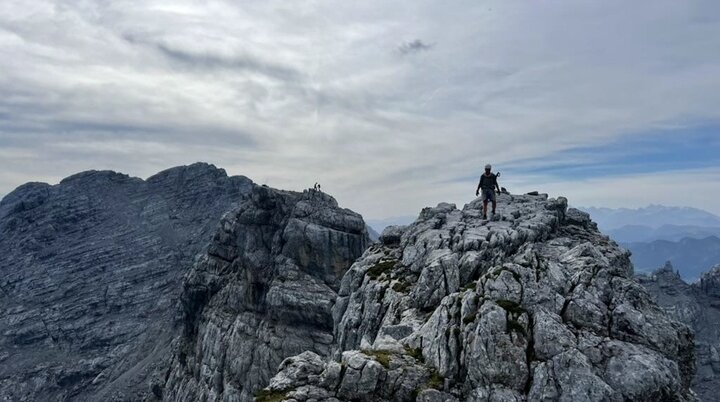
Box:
left=263, top=194, right=696, bottom=401
left=161, top=186, right=370, bottom=402
left=0, top=163, right=253, bottom=401
left=638, top=263, right=720, bottom=401
left=699, top=265, right=720, bottom=299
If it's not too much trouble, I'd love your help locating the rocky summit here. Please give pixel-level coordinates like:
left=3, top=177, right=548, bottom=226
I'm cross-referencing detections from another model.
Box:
left=638, top=262, right=720, bottom=401
left=261, top=194, right=696, bottom=402
left=0, top=166, right=702, bottom=402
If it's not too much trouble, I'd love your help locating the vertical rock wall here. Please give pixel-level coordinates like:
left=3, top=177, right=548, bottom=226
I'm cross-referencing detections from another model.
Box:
left=161, top=186, right=369, bottom=402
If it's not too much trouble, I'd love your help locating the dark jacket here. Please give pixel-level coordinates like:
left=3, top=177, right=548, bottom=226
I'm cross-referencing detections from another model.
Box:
left=478, top=173, right=497, bottom=190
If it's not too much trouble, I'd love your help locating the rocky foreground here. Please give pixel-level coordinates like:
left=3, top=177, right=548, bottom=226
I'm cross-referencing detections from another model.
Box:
left=0, top=165, right=701, bottom=401
left=638, top=263, right=720, bottom=402
left=259, top=195, right=696, bottom=401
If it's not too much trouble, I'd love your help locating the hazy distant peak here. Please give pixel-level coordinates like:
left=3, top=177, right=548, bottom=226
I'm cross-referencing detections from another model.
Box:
left=579, top=204, right=720, bottom=231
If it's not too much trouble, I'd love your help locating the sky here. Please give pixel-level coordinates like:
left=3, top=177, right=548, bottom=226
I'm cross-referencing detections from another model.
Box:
left=1, top=0, right=720, bottom=219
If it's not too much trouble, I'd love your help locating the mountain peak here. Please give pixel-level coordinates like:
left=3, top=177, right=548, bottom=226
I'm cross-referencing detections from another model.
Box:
left=657, top=260, right=678, bottom=276
left=0, top=163, right=258, bottom=401
left=259, top=193, right=694, bottom=401
left=147, top=161, right=229, bottom=181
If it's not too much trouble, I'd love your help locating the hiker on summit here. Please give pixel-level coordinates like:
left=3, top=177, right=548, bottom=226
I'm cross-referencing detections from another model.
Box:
left=475, top=164, right=501, bottom=219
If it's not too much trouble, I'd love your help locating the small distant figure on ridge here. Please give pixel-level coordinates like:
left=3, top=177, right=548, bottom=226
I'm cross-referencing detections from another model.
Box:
left=475, top=164, right=501, bottom=219
left=313, top=182, right=322, bottom=192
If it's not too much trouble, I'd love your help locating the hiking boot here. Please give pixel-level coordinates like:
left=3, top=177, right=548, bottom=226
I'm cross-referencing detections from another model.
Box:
left=483, top=214, right=488, bottom=220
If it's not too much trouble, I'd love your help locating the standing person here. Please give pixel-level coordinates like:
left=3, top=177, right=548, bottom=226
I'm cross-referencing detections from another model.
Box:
left=475, top=164, right=501, bottom=219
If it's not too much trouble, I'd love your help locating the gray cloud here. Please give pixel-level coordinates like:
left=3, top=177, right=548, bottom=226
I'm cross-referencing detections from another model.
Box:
left=1, top=0, right=720, bottom=218
left=122, top=33, right=302, bottom=82
left=398, top=39, right=434, bottom=55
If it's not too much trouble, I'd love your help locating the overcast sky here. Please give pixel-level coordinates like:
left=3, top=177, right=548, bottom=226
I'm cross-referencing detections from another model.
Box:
left=1, top=0, right=720, bottom=219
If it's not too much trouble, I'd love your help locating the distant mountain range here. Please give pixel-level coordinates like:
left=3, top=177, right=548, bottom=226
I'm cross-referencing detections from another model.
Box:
left=366, top=225, right=380, bottom=242
left=581, top=205, right=720, bottom=230
left=607, top=224, right=720, bottom=243
left=578, top=205, right=720, bottom=281
left=624, top=236, right=720, bottom=280
left=365, top=215, right=416, bottom=234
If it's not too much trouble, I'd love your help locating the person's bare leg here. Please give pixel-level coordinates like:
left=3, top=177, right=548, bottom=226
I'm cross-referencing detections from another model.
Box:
left=483, top=200, right=488, bottom=218
left=492, top=201, right=497, bottom=214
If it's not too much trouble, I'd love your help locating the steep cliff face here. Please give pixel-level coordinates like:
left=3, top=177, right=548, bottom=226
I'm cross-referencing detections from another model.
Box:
left=0, top=163, right=253, bottom=402
left=262, top=194, right=696, bottom=401
left=161, top=186, right=370, bottom=402
left=638, top=263, right=720, bottom=401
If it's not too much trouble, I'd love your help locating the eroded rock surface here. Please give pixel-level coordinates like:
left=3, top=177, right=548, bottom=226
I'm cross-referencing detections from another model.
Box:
left=638, top=263, right=720, bottom=401
left=263, top=194, right=696, bottom=401
left=0, top=163, right=253, bottom=401
left=161, top=186, right=370, bottom=402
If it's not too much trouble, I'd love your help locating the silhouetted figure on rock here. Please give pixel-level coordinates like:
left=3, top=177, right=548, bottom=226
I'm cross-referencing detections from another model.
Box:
left=475, top=164, right=501, bottom=219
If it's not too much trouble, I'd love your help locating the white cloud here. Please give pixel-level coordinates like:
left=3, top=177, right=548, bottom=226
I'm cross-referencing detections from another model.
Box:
left=1, top=0, right=719, bottom=219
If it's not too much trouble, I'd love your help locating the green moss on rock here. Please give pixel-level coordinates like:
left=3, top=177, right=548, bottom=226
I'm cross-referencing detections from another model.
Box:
left=367, top=259, right=397, bottom=279
left=404, top=346, right=425, bottom=363
left=254, top=389, right=289, bottom=402
left=507, top=318, right=527, bottom=337
left=427, top=369, right=444, bottom=390
left=496, top=299, right=526, bottom=315
left=392, top=280, right=411, bottom=293
left=362, top=349, right=394, bottom=368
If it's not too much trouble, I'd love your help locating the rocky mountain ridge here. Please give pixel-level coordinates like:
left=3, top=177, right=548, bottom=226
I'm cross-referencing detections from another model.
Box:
left=0, top=165, right=702, bottom=401
left=637, top=262, right=720, bottom=401
left=260, top=194, right=696, bottom=401
left=626, top=237, right=720, bottom=281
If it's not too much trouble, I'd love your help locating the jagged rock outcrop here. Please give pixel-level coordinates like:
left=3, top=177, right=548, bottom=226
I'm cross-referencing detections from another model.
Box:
left=0, top=163, right=253, bottom=401
left=160, top=186, right=370, bottom=401
left=262, top=194, right=696, bottom=401
left=638, top=263, right=720, bottom=401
